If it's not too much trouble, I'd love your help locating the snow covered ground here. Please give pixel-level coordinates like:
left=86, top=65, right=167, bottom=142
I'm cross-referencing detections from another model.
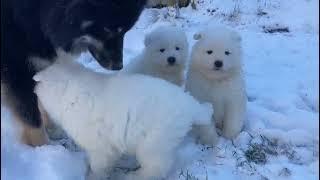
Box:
left=2, top=0, right=319, bottom=179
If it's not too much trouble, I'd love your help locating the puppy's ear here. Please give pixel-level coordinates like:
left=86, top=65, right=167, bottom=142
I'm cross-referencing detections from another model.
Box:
left=29, top=57, right=52, bottom=72
left=33, top=68, right=60, bottom=83
left=193, top=33, right=202, bottom=40
left=33, top=72, right=44, bottom=82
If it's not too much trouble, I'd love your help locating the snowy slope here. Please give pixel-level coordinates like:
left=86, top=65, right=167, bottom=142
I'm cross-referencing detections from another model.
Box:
left=2, top=0, right=319, bottom=180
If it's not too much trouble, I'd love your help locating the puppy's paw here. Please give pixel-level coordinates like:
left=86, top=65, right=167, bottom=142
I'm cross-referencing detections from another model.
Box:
left=193, top=124, right=219, bottom=146
left=198, top=128, right=219, bottom=146
left=125, top=173, right=157, bottom=180
left=222, top=128, right=241, bottom=140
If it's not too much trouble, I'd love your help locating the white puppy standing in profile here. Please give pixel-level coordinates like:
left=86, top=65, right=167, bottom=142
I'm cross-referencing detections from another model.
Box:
left=123, top=26, right=188, bottom=86
left=33, top=51, right=217, bottom=180
left=186, top=26, right=247, bottom=139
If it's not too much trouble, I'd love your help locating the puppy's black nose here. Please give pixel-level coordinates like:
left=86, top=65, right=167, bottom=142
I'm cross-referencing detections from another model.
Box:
left=167, top=57, right=176, bottom=65
left=214, top=60, right=223, bottom=68
left=111, top=63, right=123, bottom=70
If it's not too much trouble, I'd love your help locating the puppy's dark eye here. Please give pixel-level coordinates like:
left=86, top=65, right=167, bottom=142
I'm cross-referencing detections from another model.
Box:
left=207, top=50, right=213, bottom=54
left=225, top=51, right=231, bottom=55
left=176, top=47, right=180, bottom=50
left=160, top=48, right=165, bottom=53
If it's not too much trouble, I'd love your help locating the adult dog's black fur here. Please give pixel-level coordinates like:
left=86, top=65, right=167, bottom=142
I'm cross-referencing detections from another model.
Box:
left=1, top=0, right=146, bottom=145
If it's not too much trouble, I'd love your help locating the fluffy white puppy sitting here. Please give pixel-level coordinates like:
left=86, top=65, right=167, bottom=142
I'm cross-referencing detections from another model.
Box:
left=33, top=52, right=217, bottom=180
left=123, top=26, right=188, bottom=86
left=186, top=25, right=247, bottom=139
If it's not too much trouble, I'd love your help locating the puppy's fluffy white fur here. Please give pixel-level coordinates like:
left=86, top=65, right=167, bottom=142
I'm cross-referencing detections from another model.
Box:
left=33, top=52, right=216, bottom=180
left=123, top=26, right=188, bottom=86
left=186, top=25, right=247, bottom=139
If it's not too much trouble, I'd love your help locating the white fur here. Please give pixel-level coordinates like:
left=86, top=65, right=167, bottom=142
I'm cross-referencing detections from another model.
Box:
left=123, top=26, right=188, bottom=86
left=33, top=54, right=216, bottom=180
left=186, top=25, right=247, bottom=139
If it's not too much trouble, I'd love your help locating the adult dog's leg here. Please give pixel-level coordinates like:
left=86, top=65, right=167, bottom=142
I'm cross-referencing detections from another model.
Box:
left=2, top=58, right=49, bottom=146
left=19, top=118, right=49, bottom=146
left=1, top=2, right=57, bottom=146
left=1, top=43, right=48, bottom=147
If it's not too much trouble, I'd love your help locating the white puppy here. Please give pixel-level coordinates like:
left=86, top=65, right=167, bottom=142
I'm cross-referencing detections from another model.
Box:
left=123, top=26, right=188, bottom=86
left=186, top=26, right=247, bottom=139
left=33, top=53, right=217, bottom=180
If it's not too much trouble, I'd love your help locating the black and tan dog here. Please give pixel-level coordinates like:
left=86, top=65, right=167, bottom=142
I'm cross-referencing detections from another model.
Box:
left=1, top=0, right=147, bottom=146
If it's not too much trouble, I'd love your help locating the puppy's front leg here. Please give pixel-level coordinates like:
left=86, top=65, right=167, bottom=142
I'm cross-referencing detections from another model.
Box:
left=222, top=101, right=244, bottom=139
